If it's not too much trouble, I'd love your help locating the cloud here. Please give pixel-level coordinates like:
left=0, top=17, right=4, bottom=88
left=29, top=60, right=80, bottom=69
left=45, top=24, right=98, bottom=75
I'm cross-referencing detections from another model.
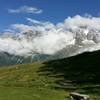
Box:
left=27, top=18, right=42, bottom=24
left=8, top=6, right=43, bottom=14
left=26, top=18, right=55, bottom=30
left=11, top=24, right=34, bottom=32
left=1, top=15, right=100, bottom=58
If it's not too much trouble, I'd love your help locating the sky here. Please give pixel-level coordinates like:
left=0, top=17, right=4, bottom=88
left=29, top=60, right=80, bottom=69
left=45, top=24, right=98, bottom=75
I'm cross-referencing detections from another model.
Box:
left=0, top=0, right=100, bottom=32
left=1, top=0, right=100, bottom=58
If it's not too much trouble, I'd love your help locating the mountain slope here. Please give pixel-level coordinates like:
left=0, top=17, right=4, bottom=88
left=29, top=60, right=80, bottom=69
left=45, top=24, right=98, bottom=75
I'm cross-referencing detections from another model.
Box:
left=0, top=50, right=100, bottom=99
left=0, top=52, right=51, bottom=66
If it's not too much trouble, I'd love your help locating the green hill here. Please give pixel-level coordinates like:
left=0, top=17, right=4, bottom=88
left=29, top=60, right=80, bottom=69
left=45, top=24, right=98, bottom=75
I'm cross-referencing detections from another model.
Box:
left=0, top=50, right=100, bottom=100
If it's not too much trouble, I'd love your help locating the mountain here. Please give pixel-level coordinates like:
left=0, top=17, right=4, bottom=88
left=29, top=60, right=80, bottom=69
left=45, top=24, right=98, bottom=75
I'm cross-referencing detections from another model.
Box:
left=0, top=51, right=51, bottom=66
left=0, top=29, right=100, bottom=66
left=0, top=44, right=99, bottom=66
left=0, top=50, right=99, bottom=99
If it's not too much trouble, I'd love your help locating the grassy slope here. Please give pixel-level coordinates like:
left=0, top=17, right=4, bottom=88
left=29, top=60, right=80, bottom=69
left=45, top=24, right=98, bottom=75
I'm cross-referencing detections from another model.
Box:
left=0, top=51, right=100, bottom=99
left=0, top=62, right=66, bottom=100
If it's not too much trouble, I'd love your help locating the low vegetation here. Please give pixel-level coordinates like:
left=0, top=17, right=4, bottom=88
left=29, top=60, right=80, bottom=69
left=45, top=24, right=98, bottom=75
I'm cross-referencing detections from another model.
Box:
left=0, top=50, right=100, bottom=99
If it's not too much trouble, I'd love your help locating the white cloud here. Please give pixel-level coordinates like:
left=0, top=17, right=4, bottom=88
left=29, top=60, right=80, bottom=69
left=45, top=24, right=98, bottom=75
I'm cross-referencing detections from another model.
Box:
left=26, top=18, right=55, bottom=29
left=8, top=6, right=43, bottom=14
left=1, top=15, right=100, bottom=58
left=11, top=24, right=34, bottom=32
left=27, top=18, right=42, bottom=24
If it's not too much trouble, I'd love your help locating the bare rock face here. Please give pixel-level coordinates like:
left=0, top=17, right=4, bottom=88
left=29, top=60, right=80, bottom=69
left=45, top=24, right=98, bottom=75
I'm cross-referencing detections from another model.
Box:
left=69, top=92, right=90, bottom=100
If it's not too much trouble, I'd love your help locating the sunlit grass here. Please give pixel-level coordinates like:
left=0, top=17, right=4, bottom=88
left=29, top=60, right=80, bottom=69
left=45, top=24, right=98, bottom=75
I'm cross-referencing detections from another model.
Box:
left=0, top=51, right=100, bottom=99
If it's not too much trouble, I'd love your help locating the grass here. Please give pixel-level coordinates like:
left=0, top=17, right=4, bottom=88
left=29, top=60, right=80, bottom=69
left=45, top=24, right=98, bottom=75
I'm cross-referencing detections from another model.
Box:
left=0, top=50, right=100, bottom=99
left=0, top=62, right=67, bottom=100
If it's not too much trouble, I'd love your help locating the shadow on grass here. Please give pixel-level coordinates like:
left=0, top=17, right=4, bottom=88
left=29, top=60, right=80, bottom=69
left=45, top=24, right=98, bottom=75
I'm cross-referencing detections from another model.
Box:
left=38, top=50, right=100, bottom=94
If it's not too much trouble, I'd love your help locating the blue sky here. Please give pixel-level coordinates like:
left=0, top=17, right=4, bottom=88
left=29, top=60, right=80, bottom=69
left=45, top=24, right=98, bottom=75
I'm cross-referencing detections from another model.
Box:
left=0, top=0, right=100, bottom=32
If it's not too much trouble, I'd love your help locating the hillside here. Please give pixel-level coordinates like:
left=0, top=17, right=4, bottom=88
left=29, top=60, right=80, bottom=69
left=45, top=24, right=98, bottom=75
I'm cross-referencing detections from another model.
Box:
left=0, top=50, right=100, bottom=99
